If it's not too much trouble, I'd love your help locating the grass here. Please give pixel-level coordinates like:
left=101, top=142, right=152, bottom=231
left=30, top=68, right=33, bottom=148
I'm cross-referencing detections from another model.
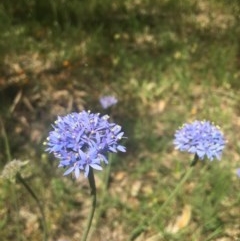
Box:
left=0, top=0, right=240, bottom=240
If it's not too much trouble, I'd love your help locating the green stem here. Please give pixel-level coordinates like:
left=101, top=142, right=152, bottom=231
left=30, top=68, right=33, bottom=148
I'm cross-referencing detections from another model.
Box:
left=1, top=119, right=21, bottom=240
left=0, top=118, right=12, bottom=162
left=128, top=155, right=198, bottom=241
left=103, top=153, right=113, bottom=191
left=87, top=154, right=113, bottom=240
left=81, top=167, right=97, bottom=241
left=1, top=118, right=48, bottom=241
left=16, top=173, right=48, bottom=241
left=11, top=180, right=22, bottom=241
left=149, top=166, right=194, bottom=224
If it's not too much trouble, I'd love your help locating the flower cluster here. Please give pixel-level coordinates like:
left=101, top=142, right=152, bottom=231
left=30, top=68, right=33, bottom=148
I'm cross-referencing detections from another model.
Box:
left=99, top=96, right=118, bottom=109
left=45, top=111, right=126, bottom=178
left=174, top=120, right=225, bottom=160
left=1, top=159, right=29, bottom=182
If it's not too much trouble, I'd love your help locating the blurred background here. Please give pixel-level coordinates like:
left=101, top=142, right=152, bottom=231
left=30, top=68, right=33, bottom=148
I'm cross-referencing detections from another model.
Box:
left=0, top=0, right=240, bottom=240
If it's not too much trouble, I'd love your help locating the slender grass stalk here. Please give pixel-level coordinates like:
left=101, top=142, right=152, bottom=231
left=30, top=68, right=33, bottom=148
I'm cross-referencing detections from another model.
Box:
left=87, top=153, right=113, bottom=240
left=16, top=173, right=48, bottom=241
left=81, top=167, right=97, bottom=241
left=10, top=178, right=22, bottom=241
left=0, top=118, right=48, bottom=241
left=0, top=118, right=11, bottom=163
left=1, top=118, right=21, bottom=241
left=149, top=165, right=194, bottom=225
left=129, top=155, right=199, bottom=241
left=102, top=153, right=113, bottom=193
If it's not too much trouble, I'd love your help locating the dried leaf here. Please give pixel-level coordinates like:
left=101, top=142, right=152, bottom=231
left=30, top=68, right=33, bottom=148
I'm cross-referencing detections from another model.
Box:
left=130, top=180, right=142, bottom=197
left=166, top=205, right=192, bottom=234
left=114, top=171, right=127, bottom=181
left=19, top=208, right=39, bottom=235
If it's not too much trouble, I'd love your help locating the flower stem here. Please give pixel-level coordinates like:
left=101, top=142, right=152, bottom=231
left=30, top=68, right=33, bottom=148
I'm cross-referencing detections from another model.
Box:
left=10, top=180, right=22, bottom=241
left=1, top=118, right=48, bottom=241
left=149, top=165, right=194, bottom=224
left=16, top=173, right=48, bottom=241
left=1, top=119, right=22, bottom=240
left=0, top=118, right=12, bottom=163
left=128, top=155, right=198, bottom=241
left=190, top=154, right=199, bottom=166
left=81, top=167, right=97, bottom=241
left=87, top=154, right=113, bottom=240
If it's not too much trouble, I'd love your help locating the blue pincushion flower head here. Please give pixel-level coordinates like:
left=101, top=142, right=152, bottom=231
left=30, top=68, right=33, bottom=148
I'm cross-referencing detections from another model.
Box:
left=174, top=120, right=226, bottom=161
left=44, top=110, right=126, bottom=178
left=99, top=96, right=118, bottom=109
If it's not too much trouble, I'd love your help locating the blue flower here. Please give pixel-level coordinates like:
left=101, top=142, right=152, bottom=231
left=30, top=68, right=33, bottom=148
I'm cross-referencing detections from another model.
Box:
left=99, top=96, right=118, bottom=109
left=174, top=120, right=225, bottom=160
left=45, top=111, right=126, bottom=178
